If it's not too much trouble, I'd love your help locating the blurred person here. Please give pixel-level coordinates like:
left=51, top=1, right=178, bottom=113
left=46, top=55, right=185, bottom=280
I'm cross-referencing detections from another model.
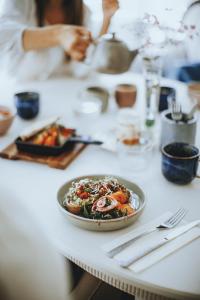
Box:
left=0, top=0, right=119, bottom=80
left=183, top=1, right=200, bottom=63
left=0, top=187, right=101, bottom=300
left=164, top=0, right=200, bottom=82
left=130, top=1, right=200, bottom=82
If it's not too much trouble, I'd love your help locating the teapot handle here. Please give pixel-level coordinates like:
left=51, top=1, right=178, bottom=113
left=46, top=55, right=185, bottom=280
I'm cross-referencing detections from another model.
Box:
left=84, top=36, right=100, bottom=65
left=111, top=32, right=116, bottom=39
left=84, top=43, right=96, bottom=65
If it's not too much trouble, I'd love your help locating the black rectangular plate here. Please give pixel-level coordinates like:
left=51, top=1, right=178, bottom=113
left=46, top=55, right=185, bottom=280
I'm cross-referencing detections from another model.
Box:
left=15, top=137, right=75, bottom=156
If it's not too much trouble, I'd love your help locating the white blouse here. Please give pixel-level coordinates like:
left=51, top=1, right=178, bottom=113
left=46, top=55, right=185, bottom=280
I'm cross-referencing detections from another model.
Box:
left=0, top=0, right=92, bottom=81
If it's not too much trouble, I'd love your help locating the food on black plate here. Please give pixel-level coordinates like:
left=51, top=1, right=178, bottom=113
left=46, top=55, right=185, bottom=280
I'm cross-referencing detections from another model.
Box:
left=27, top=124, right=74, bottom=147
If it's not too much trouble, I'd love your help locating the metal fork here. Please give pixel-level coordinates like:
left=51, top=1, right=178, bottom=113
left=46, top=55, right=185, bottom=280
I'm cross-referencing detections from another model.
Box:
left=156, top=207, right=186, bottom=228
left=106, top=208, right=187, bottom=258
left=171, top=101, right=182, bottom=122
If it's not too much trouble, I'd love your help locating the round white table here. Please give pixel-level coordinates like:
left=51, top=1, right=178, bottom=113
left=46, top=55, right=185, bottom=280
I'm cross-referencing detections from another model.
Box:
left=0, top=72, right=200, bottom=300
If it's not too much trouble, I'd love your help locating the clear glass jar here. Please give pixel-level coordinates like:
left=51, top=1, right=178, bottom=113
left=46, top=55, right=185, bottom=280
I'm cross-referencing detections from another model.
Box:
left=117, top=134, right=154, bottom=174
left=140, top=47, right=162, bottom=128
left=116, top=108, right=141, bottom=143
left=73, top=91, right=103, bottom=135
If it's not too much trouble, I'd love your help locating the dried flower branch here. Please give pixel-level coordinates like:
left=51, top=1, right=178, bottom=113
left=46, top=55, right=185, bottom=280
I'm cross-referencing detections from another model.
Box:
left=119, top=7, right=200, bottom=51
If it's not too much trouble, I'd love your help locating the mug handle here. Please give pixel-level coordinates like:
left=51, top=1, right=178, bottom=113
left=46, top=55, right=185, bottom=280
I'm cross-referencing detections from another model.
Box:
left=196, top=159, right=200, bottom=178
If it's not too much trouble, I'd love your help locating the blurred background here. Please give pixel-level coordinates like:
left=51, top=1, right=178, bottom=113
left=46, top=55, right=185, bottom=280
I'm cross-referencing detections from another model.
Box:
left=85, top=0, right=188, bottom=26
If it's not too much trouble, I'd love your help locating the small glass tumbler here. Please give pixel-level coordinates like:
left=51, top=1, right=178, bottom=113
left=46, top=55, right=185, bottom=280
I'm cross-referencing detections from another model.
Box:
left=117, top=136, right=154, bottom=174
left=116, top=108, right=141, bottom=144
left=73, top=91, right=103, bottom=134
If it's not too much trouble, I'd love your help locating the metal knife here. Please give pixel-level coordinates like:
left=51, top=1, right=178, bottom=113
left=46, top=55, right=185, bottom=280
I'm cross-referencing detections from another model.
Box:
left=106, top=227, right=156, bottom=258
left=117, top=220, right=200, bottom=268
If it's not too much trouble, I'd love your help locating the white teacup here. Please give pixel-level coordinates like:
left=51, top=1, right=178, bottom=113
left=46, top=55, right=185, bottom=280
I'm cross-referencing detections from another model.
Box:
left=79, top=86, right=109, bottom=113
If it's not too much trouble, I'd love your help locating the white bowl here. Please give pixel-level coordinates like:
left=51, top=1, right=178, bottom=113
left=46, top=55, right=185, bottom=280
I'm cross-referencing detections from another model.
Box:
left=57, top=175, right=146, bottom=231
left=0, top=105, right=15, bottom=136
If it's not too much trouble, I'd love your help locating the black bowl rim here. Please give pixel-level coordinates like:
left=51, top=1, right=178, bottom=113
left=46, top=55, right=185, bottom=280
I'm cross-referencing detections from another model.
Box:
left=14, top=91, right=40, bottom=100
left=162, top=142, right=199, bottom=160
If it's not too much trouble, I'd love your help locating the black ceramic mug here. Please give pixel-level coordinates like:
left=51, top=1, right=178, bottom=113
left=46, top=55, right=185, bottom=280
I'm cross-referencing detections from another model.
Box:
left=162, top=142, right=200, bottom=184
left=15, top=92, right=40, bottom=120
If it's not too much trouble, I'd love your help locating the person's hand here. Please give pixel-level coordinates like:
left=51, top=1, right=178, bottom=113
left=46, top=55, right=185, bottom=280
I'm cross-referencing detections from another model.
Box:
left=58, top=25, right=92, bottom=61
left=102, top=0, right=119, bottom=19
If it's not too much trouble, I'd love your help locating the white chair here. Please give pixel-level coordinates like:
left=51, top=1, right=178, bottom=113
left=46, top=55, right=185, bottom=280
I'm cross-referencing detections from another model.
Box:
left=0, top=187, right=100, bottom=300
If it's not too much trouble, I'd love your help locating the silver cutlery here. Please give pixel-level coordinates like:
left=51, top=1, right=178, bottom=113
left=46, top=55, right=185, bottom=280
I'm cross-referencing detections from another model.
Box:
left=118, top=219, right=200, bottom=268
left=185, top=104, right=198, bottom=121
left=106, top=208, right=187, bottom=258
left=171, top=101, right=182, bottom=122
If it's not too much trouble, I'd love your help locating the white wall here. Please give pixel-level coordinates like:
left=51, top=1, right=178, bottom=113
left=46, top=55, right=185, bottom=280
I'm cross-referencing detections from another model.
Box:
left=84, top=0, right=189, bottom=27
left=84, top=0, right=191, bottom=48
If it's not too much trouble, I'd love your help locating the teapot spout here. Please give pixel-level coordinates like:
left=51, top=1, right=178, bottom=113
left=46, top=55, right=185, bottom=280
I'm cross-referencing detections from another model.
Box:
left=130, top=49, right=139, bottom=63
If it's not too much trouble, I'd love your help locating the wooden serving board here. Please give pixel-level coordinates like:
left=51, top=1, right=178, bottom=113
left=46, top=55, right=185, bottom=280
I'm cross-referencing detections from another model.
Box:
left=0, top=142, right=86, bottom=169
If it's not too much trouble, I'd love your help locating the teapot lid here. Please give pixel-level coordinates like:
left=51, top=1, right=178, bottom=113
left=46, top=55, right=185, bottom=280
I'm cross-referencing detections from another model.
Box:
left=103, top=32, right=122, bottom=43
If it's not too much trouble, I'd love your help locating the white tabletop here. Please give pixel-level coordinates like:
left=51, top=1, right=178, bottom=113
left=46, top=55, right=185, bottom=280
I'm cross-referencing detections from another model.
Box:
left=0, top=72, right=200, bottom=300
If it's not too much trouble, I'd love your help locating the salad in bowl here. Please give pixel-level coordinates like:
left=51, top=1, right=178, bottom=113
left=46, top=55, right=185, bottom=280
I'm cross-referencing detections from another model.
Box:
left=64, top=177, right=135, bottom=220
left=57, top=175, right=146, bottom=231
